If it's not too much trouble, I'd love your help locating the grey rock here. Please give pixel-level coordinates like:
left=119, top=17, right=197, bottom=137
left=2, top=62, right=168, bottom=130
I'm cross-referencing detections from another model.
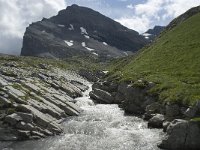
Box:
left=148, top=114, right=165, bottom=128
left=89, top=88, right=114, bottom=104
left=165, top=104, right=180, bottom=120
left=4, top=113, right=22, bottom=126
left=0, top=128, right=18, bottom=141
left=159, top=119, right=200, bottom=150
left=16, top=112, right=33, bottom=123
left=184, top=101, right=200, bottom=118
left=7, top=86, right=25, bottom=97
left=31, top=131, right=45, bottom=138
left=17, top=130, right=31, bottom=139
left=0, top=96, right=11, bottom=107
left=16, top=121, right=35, bottom=131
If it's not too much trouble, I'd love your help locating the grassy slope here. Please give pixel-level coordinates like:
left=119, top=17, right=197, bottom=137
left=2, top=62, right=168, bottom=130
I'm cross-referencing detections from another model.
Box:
left=0, top=55, right=104, bottom=72
left=108, top=13, right=200, bottom=105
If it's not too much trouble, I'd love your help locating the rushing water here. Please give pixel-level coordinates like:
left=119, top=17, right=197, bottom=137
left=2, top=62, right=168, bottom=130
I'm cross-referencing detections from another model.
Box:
left=1, top=83, right=163, bottom=150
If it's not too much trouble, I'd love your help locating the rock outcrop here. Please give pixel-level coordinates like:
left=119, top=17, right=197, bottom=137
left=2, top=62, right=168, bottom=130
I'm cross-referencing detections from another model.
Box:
left=21, top=4, right=148, bottom=60
left=0, top=56, right=89, bottom=141
left=159, top=119, right=200, bottom=150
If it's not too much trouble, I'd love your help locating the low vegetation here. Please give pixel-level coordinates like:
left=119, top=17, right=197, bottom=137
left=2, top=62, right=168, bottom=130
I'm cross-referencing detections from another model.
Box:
left=108, top=13, right=200, bottom=106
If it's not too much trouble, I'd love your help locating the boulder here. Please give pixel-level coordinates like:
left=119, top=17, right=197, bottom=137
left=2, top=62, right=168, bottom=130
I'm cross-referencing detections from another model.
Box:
left=89, top=88, right=114, bottom=104
left=148, top=114, right=165, bottom=128
left=159, top=119, right=200, bottom=150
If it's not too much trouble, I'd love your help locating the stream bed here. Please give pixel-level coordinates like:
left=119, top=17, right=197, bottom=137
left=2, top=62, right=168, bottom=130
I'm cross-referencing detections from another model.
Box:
left=1, top=83, right=163, bottom=150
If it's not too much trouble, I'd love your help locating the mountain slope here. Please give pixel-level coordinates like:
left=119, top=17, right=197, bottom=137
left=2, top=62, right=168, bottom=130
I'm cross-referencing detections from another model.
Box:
left=21, top=4, right=147, bottom=60
left=108, top=7, right=200, bottom=105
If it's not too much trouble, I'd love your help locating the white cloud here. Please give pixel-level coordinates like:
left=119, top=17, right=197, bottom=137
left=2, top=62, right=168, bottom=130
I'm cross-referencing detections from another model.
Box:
left=0, top=0, right=66, bottom=55
left=127, top=4, right=134, bottom=9
left=116, top=0, right=200, bottom=33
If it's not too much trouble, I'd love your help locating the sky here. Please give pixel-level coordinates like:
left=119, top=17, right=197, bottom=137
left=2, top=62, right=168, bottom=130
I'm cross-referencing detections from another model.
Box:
left=0, top=0, right=200, bottom=55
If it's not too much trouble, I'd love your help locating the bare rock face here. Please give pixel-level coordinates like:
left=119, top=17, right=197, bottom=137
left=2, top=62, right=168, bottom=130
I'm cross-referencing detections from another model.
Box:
left=21, top=4, right=148, bottom=60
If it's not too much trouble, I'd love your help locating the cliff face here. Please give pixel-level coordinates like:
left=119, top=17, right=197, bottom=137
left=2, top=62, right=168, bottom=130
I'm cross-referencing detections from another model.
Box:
left=21, top=4, right=148, bottom=60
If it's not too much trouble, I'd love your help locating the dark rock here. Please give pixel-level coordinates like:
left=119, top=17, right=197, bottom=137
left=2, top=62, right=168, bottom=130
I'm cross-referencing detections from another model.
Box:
left=165, top=104, right=180, bottom=120
left=21, top=5, right=147, bottom=60
left=159, top=119, right=200, bottom=150
left=184, top=101, right=200, bottom=118
left=16, top=112, right=33, bottom=123
left=79, top=69, right=98, bottom=82
left=89, top=88, right=114, bottom=104
left=148, top=114, right=165, bottom=128
left=4, top=113, right=23, bottom=126
left=0, top=127, right=19, bottom=141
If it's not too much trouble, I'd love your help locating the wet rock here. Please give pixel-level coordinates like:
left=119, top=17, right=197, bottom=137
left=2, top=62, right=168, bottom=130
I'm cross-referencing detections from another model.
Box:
left=148, top=114, right=165, bottom=128
left=89, top=88, right=114, bottom=104
left=159, top=119, right=200, bottom=150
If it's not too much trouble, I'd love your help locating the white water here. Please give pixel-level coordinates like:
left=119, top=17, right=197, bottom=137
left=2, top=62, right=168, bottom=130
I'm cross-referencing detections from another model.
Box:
left=1, top=83, right=163, bottom=150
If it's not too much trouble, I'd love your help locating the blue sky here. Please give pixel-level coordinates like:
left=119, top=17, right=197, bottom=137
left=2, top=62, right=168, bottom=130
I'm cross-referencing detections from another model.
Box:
left=0, top=0, right=199, bottom=55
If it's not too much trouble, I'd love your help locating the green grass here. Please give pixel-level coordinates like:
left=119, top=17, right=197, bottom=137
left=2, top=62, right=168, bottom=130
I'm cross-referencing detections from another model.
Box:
left=108, top=13, right=200, bottom=106
left=0, top=54, right=105, bottom=72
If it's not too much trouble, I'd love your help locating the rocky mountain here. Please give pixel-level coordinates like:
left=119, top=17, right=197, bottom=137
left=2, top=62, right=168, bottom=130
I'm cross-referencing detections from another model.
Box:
left=142, top=26, right=165, bottom=41
left=21, top=4, right=148, bottom=60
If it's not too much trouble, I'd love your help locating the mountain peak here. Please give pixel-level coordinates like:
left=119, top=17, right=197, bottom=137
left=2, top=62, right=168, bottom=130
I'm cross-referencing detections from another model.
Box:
left=21, top=5, right=147, bottom=60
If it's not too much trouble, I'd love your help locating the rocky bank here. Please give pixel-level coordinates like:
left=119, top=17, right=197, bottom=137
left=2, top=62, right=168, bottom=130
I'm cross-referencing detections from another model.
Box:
left=89, top=78, right=200, bottom=150
left=0, top=56, right=89, bottom=141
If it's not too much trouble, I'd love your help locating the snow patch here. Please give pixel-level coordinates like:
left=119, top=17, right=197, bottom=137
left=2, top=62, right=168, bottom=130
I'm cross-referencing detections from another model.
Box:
left=64, top=40, right=73, bottom=47
left=92, top=52, right=98, bottom=56
left=81, top=42, right=94, bottom=51
left=123, top=52, right=128, bottom=56
left=86, top=47, right=95, bottom=51
left=81, top=42, right=86, bottom=47
left=68, top=24, right=74, bottom=30
left=58, top=24, right=65, bottom=28
left=103, top=71, right=109, bottom=74
left=103, top=42, right=108, bottom=46
left=84, top=35, right=90, bottom=39
left=80, top=27, right=88, bottom=35
left=142, top=33, right=151, bottom=39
